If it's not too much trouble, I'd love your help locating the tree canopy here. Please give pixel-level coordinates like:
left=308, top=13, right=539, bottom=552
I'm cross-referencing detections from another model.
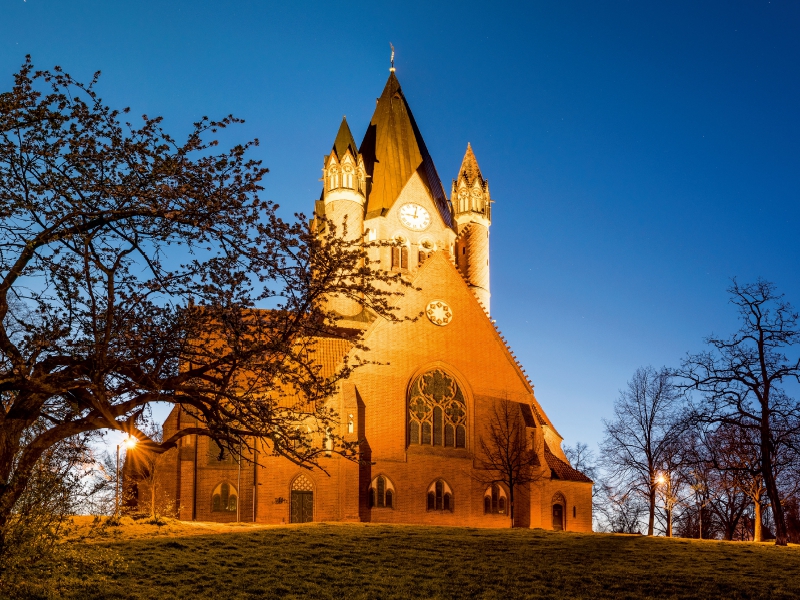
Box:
left=0, top=58, right=403, bottom=550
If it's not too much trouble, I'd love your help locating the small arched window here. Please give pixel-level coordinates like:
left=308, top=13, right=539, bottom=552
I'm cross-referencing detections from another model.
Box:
left=427, top=479, right=453, bottom=512
left=211, top=482, right=237, bottom=513
left=484, top=484, right=508, bottom=514
left=369, top=475, right=395, bottom=509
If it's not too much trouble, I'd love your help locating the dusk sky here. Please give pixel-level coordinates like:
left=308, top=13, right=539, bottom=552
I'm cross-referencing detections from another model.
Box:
left=3, top=1, right=799, bottom=455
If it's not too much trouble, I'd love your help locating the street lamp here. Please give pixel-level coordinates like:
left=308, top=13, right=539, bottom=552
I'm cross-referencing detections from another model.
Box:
left=655, top=472, right=673, bottom=537
left=116, top=436, right=138, bottom=519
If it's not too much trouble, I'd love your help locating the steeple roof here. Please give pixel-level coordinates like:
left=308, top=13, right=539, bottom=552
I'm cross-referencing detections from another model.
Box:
left=458, top=143, right=484, bottom=185
left=359, top=72, right=453, bottom=228
left=332, top=116, right=358, bottom=160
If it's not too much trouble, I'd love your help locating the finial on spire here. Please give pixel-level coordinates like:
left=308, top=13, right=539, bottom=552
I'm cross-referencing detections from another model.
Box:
left=390, top=43, right=395, bottom=72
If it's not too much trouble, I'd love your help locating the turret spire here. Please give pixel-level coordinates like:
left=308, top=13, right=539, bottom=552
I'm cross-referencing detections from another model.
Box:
left=332, top=116, right=358, bottom=161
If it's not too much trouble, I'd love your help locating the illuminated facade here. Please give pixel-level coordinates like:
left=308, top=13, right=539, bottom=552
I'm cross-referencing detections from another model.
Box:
left=154, top=70, right=592, bottom=530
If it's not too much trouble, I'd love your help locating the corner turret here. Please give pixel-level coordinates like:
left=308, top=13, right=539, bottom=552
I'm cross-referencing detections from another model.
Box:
left=453, top=143, right=492, bottom=313
left=319, top=117, right=366, bottom=317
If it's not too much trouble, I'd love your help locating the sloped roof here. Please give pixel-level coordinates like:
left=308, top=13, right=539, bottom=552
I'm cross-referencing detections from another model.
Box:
left=458, top=143, right=483, bottom=185
left=332, top=117, right=358, bottom=161
left=359, top=72, right=453, bottom=228
left=544, top=444, right=593, bottom=483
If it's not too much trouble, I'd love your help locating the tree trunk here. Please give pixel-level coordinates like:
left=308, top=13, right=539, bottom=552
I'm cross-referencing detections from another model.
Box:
left=666, top=507, right=672, bottom=538
left=754, top=499, right=763, bottom=542
left=761, top=428, right=788, bottom=545
left=647, top=487, right=656, bottom=536
left=509, top=485, right=515, bottom=528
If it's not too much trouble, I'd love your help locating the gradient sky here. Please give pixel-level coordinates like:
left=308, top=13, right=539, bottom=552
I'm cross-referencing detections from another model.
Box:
left=3, top=1, right=799, bottom=455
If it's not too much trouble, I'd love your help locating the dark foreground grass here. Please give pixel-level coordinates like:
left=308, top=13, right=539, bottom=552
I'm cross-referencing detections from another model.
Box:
left=5, top=523, right=800, bottom=599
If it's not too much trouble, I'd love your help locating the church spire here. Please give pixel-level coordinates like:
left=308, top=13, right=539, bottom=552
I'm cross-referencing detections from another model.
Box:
left=359, top=71, right=453, bottom=227
left=458, top=142, right=483, bottom=186
left=332, top=116, right=358, bottom=162
left=452, top=143, right=491, bottom=222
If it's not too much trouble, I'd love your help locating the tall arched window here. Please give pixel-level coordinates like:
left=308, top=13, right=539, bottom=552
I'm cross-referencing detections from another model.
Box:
left=368, top=475, right=395, bottom=509
left=211, top=482, right=237, bottom=513
left=408, top=370, right=467, bottom=448
left=426, top=479, right=453, bottom=512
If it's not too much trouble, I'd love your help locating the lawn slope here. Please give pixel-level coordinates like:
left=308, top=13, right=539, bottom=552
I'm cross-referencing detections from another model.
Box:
left=6, top=521, right=800, bottom=599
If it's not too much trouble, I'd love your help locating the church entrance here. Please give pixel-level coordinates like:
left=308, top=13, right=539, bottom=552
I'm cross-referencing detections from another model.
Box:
left=291, top=491, right=314, bottom=523
left=552, top=503, right=564, bottom=531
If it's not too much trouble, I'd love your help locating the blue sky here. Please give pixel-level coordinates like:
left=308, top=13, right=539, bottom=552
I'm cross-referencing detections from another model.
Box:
left=3, top=1, right=799, bottom=454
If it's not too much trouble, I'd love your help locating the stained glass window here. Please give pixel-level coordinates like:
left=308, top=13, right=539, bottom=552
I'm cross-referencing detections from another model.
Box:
left=408, top=370, right=467, bottom=448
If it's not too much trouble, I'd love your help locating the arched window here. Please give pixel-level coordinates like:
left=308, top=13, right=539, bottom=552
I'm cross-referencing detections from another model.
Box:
left=408, top=370, right=467, bottom=449
left=211, top=482, right=237, bottom=513
left=368, top=475, right=395, bottom=509
left=426, top=480, right=453, bottom=512
left=483, top=484, right=508, bottom=514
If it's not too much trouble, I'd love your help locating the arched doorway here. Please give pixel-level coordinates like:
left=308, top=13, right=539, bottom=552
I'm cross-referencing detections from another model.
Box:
left=290, top=474, right=314, bottom=523
left=552, top=492, right=566, bottom=531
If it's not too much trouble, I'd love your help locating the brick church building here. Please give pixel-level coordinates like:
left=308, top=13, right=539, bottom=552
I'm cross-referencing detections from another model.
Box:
left=153, top=68, right=593, bottom=530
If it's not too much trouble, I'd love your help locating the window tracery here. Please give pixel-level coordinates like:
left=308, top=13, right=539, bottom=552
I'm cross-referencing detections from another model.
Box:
left=483, top=484, right=507, bottom=514
left=426, top=479, right=453, bottom=512
left=408, top=370, right=467, bottom=448
left=211, top=482, right=237, bottom=513
left=368, top=475, right=395, bottom=509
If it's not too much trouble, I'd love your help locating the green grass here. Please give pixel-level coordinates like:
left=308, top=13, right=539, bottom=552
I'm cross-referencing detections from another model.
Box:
left=5, top=523, right=800, bottom=599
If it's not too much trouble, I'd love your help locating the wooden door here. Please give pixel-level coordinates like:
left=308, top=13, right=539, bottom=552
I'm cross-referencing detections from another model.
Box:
left=291, top=491, right=313, bottom=523
left=552, top=504, right=564, bottom=531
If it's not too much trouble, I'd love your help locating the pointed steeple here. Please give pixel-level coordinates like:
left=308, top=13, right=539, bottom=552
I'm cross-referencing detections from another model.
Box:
left=332, top=116, right=358, bottom=161
left=458, top=143, right=483, bottom=186
left=359, top=72, right=453, bottom=228
left=452, top=143, right=491, bottom=223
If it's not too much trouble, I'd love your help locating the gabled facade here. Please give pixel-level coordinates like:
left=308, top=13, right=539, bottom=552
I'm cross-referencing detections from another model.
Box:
left=154, top=69, right=592, bottom=530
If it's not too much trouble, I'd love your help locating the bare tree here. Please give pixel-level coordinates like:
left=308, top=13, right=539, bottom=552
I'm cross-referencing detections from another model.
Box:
left=476, top=399, right=540, bottom=527
left=595, top=484, right=649, bottom=534
left=127, top=425, right=172, bottom=521
left=600, top=366, right=686, bottom=536
left=677, top=279, right=800, bottom=546
left=0, top=59, right=405, bottom=559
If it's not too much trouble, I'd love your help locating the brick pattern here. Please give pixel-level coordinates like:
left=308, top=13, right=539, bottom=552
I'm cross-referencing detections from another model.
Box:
left=152, top=252, right=592, bottom=531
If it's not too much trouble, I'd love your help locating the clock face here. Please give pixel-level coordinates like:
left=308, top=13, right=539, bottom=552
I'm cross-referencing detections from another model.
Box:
left=398, top=203, right=431, bottom=231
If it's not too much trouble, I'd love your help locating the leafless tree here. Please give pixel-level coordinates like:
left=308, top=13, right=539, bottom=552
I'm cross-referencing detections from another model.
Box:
left=600, top=366, right=686, bottom=536
left=126, top=424, right=172, bottom=521
left=594, top=484, right=649, bottom=534
left=677, top=279, right=800, bottom=545
left=0, top=59, right=405, bottom=559
left=476, top=399, right=540, bottom=527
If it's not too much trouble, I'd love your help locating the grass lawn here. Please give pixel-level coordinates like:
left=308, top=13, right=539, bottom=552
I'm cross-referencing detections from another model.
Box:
left=4, top=519, right=800, bottom=599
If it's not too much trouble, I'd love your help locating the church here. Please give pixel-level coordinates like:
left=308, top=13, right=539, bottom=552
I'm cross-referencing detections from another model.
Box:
left=153, top=67, right=592, bottom=530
